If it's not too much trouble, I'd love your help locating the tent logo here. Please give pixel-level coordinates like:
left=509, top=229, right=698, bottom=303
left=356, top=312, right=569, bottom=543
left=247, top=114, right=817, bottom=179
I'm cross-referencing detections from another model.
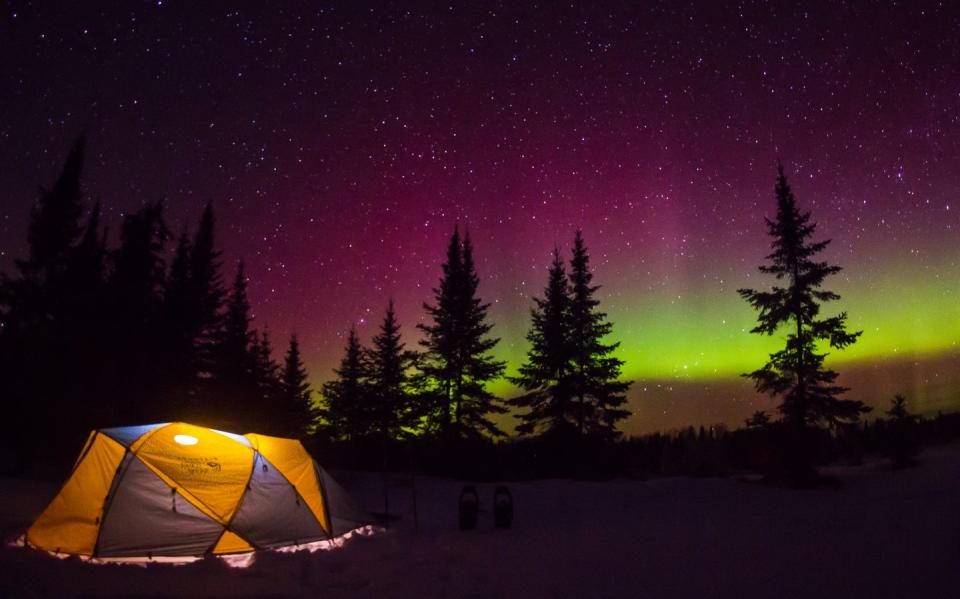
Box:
left=175, top=456, right=221, bottom=478
left=158, top=452, right=223, bottom=479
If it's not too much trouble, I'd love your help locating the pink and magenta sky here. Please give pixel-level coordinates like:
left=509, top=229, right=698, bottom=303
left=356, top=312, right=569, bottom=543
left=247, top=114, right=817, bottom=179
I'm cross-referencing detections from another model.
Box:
left=2, top=2, right=958, bottom=433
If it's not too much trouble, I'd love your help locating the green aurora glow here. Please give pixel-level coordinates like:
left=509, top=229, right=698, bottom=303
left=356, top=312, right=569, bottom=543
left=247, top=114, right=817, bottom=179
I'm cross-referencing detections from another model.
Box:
left=483, top=250, right=960, bottom=434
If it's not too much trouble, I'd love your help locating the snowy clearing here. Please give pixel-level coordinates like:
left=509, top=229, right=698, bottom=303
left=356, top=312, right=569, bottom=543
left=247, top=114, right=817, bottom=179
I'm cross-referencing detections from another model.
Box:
left=2, top=444, right=959, bottom=598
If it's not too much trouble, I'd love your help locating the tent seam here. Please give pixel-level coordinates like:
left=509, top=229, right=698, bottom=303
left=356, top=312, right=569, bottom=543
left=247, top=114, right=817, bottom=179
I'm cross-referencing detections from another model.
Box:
left=93, top=446, right=136, bottom=557
left=255, top=453, right=329, bottom=538
left=68, top=431, right=97, bottom=474
left=25, top=432, right=106, bottom=555
left=128, top=422, right=175, bottom=453
left=209, top=448, right=262, bottom=554
left=313, top=460, right=334, bottom=539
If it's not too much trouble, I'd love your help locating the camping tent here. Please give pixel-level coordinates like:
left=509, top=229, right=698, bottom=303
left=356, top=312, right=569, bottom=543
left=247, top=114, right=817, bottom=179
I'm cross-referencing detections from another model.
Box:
left=26, top=422, right=369, bottom=558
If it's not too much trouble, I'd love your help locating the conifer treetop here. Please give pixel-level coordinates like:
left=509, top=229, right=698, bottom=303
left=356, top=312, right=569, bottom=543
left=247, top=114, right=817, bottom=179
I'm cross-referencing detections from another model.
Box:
left=738, top=164, right=867, bottom=427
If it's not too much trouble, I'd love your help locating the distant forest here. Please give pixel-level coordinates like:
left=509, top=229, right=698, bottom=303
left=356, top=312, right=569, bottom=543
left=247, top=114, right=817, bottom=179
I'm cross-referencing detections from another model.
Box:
left=2, top=138, right=954, bottom=480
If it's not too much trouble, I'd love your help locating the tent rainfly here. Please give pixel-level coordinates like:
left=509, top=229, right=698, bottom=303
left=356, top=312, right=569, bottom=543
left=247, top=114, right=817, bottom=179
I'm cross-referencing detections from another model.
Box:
left=26, top=422, right=370, bottom=558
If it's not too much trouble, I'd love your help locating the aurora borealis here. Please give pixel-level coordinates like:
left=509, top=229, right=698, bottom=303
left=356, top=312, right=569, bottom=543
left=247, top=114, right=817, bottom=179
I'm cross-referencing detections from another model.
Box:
left=1, top=2, right=958, bottom=434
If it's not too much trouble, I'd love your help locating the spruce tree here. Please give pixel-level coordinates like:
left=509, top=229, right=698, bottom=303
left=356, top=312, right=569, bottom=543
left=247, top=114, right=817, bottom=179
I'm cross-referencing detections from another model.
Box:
left=162, top=234, right=193, bottom=339
left=111, top=202, right=169, bottom=310
left=367, top=300, right=416, bottom=439
left=251, top=329, right=281, bottom=431
left=886, top=394, right=913, bottom=421
left=745, top=411, right=771, bottom=429
left=567, top=230, right=632, bottom=439
left=738, top=165, right=869, bottom=430
left=319, top=327, right=371, bottom=440
left=418, top=226, right=463, bottom=431
left=189, top=202, right=225, bottom=382
left=221, top=260, right=254, bottom=372
left=2, top=136, right=91, bottom=466
left=66, top=203, right=108, bottom=329
left=20, top=136, right=86, bottom=285
left=279, top=334, right=317, bottom=438
left=210, top=260, right=258, bottom=429
left=510, top=249, right=574, bottom=436
left=158, top=232, right=195, bottom=414
left=167, top=232, right=192, bottom=305
left=885, top=393, right=918, bottom=467
left=69, top=201, right=107, bottom=297
left=66, top=202, right=110, bottom=430
left=108, top=201, right=170, bottom=424
left=456, top=232, right=508, bottom=436
left=159, top=204, right=225, bottom=416
left=419, top=227, right=506, bottom=438
left=4, top=136, right=88, bottom=346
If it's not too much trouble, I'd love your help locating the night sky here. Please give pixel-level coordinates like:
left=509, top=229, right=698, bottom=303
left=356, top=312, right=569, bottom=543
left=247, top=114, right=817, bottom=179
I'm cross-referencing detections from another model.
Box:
left=2, top=1, right=958, bottom=434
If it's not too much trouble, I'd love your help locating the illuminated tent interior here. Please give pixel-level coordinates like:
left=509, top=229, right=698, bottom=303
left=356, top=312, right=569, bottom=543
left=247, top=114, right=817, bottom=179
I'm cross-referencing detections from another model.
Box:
left=26, top=422, right=370, bottom=558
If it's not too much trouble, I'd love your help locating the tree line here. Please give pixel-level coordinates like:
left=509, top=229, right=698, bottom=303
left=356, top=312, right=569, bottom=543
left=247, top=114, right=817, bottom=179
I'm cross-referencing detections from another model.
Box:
left=2, top=137, right=923, bottom=480
left=0, top=138, right=634, bottom=473
left=318, top=225, right=632, bottom=445
left=0, top=138, right=315, bottom=472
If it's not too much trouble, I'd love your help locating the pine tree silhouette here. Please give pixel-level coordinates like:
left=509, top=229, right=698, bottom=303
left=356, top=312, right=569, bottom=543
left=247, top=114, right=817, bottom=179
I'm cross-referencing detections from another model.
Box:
left=419, top=226, right=506, bottom=439
left=510, top=249, right=574, bottom=436
left=209, top=260, right=259, bottom=430
left=251, top=329, right=281, bottom=432
left=279, top=334, right=317, bottom=438
left=456, top=232, right=508, bottom=437
left=419, top=226, right=464, bottom=431
left=885, top=393, right=918, bottom=467
left=166, top=232, right=192, bottom=305
left=66, top=202, right=111, bottom=430
left=157, top=203, right=226, bottom=418
left=4, top=136, right=89, bottom=339
left=511, top=234, right=631, bottom=440
left=1, top=136, right=97, bottom=469
left=20, top=136, right=86, bottom=285
left=0, top=141, right=250, bottom=470
left=887, top=393, right=913, bottom=421
left=221, top=260, right=253, bottom=366
left=367, top=300, right=416, bottom=440
left=567, top=230, right=631, bottom=439
left=738, top=164, right=868, bottom=430
left=69, top=201, right=107, bottom=296
left=188, top=202, right=225, bottom=382
left=319, top=326, right=371, bottom=441
left=108, top=201, right=170, bottom=424
left=160, top=231, right=196, bottom=411
left=110, top=202, right=169, bottom=311
left=745, top=411, right=770, bottom=429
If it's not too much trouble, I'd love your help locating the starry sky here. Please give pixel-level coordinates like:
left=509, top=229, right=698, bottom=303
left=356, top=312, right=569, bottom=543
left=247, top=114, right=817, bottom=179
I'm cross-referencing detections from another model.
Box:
left=2, top=1, right=959, bottom=435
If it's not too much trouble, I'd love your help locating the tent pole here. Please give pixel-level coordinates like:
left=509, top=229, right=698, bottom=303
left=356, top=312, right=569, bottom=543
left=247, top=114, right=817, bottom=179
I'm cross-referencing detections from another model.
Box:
left=409, top=444, right=418, bottom=534
left=382, top=431, right=389, bottom=530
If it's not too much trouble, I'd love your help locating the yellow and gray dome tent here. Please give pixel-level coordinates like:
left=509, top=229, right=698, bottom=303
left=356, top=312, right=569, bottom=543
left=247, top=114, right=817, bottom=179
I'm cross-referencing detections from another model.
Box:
left=26, top=422, right=370, bottom=558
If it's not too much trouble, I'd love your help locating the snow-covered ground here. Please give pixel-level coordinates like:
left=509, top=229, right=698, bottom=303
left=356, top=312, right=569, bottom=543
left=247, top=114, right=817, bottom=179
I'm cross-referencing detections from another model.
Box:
left=3, top=444, right=959, bottom=598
